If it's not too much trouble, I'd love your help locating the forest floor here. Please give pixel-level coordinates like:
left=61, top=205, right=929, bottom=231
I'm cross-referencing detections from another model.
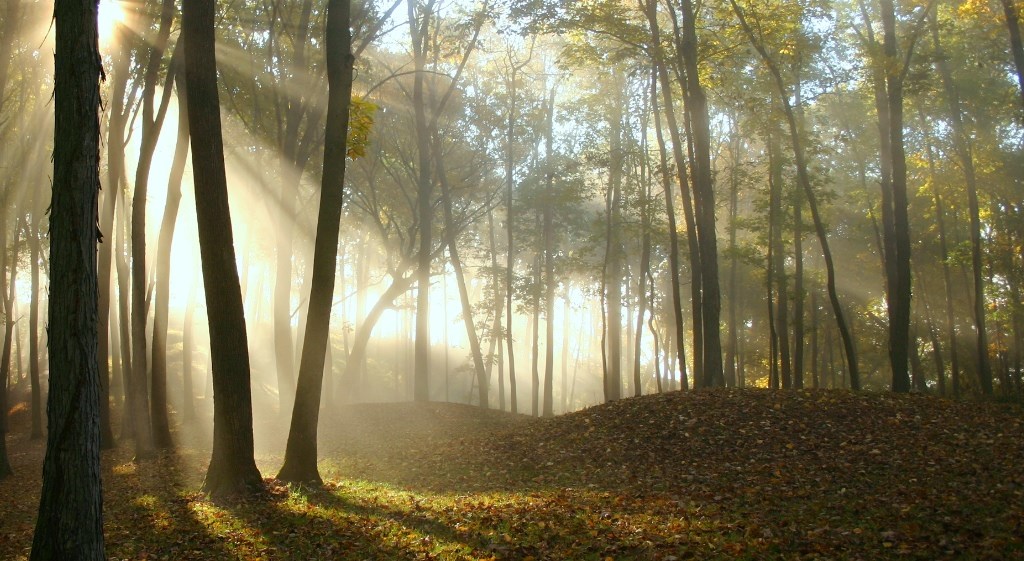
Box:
left=2, top=389, right=1023, bottom=560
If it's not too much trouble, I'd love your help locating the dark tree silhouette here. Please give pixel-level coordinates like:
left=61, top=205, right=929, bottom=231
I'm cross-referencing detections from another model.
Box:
left=30, top=0, right=105, bottom=557
left=182, top=0, right=263, bottom=497
left=278, top=0, right=354, bottom=485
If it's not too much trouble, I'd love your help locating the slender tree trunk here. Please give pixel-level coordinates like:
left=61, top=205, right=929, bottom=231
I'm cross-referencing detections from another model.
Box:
left=182, top=0, right=263, bottom=497
left=29, top=228, right=43, bottom=439
left=731, top=1, right=860, bottom=388
left=1000, top=0, right=1024, bottom=108
left=0, top=219, right=21, bottom=478
left=409, top=0, right=434, bottom=403
left=880, top=0, right=913, bottom=393
left=674, top=0, right=723, bottom=388
left=604, top=72, right=624, bottom=402
left=487, top=210, right=505, bottom=410
left=181, top=282, right=197, bottom=421
left=150, top=57, right=189, bottom=450
left=97, top=18, right=131, bottom=450
left=345, top=272, right=417, bottom=381
left=129, top=0, right=177, bottom=459
left=272, top=0, right=316, bottom=418
left=30, top=0, right=105, bottom=554
left=115, top=187, right=134, bottom=438
left=769, top=128, right=792, bottom=389
left=504, top=62, right=522, bottom=414
left=278, top=0, right=354, bottom=485
left=930, top=13, right=992, bottom=394
left=641, top=15, right=690, bottom=389
left=543, top=83, right=557, bottom=416
left=793, top=188, right=805, bottom=389
left=435, top=138, right=488, bottom=409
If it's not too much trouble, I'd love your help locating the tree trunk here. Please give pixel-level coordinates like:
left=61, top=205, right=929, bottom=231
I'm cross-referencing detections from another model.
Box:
left=642, top=4, right=690, bottom=389
left=543, top=83, right=557, bottom=416
left=880, top=0, right=913, bottom=394
left=129, top=0, right=177, bottom=459
left=1001, top=0, right=1024, bottom=108
left=730, top=0, right=860, bottom=388
left=435, top=138, right=488, bottom=409
left=769, top=128, right=792, bottom=389
left=345, top=271, right=417, bottom=383
left=97, top=18, right=132, bottom=450
left=150, top=56, right=189, bottom=450
left=181, top=282, right=197, bottom=421
left=0, top=218, right=21, bottom=478
left=930, top=13, right=992, bottom=395
left=29, top=226, right=43, bottom=439
left=115, top=186, right=134, bottom=438
left=674, top=0, right=723, bottom=388
left=30, top=0, right=105, bottom=554
left=603, top=71, right=624, bottom=402
left=182, top=0, right=263, bottom=497
left=278, top=0, right=354, bottom=485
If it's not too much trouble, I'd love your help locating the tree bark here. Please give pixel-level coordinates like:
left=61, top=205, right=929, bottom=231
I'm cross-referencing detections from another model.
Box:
left=730, top=0, right=860, bottom=388
left=674, top=0, right=723, bottom=388
left=1001, top=0, right=1024, bottom=108
left=150, top=54, right=189, bottom=449
left=930, top=12, right=992, bottom=394
left=29, top=224, right=43, bottom=439
left=182, top=0, right=263, bottom=497
left=644, top=0, right=690, bottom=389
left=97, top=17, right=132, bottom=450
left=30, top=0, right=105, bottom=554
left=435, top=140, right=489, bottom=409
left=278, top=0, right=354, bottom=485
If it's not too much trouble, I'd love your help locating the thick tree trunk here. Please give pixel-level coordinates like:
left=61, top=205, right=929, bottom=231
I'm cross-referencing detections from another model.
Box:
left=182, top=0, right=263, bottom=497
left=278, top=0, right=353, bottom=485
left=30, top=0, right=105, bottom=555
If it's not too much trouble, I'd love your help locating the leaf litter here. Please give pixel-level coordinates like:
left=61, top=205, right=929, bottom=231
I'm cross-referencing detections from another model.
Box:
left=1, top=389, right=1022, bottom=559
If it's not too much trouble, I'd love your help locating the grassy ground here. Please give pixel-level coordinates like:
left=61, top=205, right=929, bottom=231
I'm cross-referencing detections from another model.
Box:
left=2, top=389, right=1023, bottom=560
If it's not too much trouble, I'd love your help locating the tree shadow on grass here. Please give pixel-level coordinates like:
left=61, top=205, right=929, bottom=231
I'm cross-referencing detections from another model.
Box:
left=102, top=449, right=238, bottom=560
left=220, top=481, right=481, bottom=560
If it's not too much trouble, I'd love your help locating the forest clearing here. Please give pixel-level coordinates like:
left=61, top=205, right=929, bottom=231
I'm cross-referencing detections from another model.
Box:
left=4, top=0, right=1024, bottom=556
left=2, top=389, right=1022, bottom=560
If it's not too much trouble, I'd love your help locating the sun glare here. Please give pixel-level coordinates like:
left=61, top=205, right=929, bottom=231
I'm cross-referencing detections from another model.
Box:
left=98, top=0, right=124, bottom=47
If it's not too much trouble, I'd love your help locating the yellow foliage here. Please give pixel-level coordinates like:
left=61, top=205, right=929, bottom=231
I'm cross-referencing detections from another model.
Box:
left=347, top=97, right=377, bottom=160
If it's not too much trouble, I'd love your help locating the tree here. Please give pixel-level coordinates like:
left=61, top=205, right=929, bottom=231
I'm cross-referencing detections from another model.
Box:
left=1000, top=0, right=1024, bottom=108
left=30, top=0, right=105, bottom=556
left=278, top=0, right=355, bottom=485
left=182, top=0, right=263, bottom=497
